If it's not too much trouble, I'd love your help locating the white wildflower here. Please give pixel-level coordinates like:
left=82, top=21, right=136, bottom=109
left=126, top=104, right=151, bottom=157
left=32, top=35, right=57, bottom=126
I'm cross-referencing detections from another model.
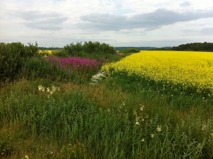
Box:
left=25, top=155, right=29, bottom=159
left=90, top=72, right=106, bottom=85
left=38, top=85, right=43, bottom=91
left=157, top=125, right=162, bottom=132
left=140, top=105, right=144, bottom=111
left=46, top=87, right=50, bottom=92
left=52, top=85, right=57, bottom=92
left=136, top=121, right=140, bottom=125
left=202, top=124, right=207, bottom=131
left=151, top=134, right=155, bottom=138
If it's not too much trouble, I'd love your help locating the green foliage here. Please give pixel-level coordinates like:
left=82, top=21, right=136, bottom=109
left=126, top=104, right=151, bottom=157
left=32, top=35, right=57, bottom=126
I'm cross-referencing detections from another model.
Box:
left=0, top=133, right=13, bottom=157
left=172, top=42, right=213, bottom=51
left=118, top=48, right=140, bottom=54
left=105, top=69, right=213, bottom=105
left=0, top=81, right=212, bottom=158
left=53, top=49, right=70, bottom=57
left=0, top=40, right=212, bottom=158
left=64, top=41, right=115, bottom=56
left=23, top=57, right=70, bottom=81
left=0, top=42, right=38, bottom=82
left=22, top=57, right=100, bottom=83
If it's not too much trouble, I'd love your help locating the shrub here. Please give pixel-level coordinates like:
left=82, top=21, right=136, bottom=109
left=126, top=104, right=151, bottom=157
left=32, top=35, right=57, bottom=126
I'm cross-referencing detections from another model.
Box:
left=0, top=42, right=37, bottom=82
left=64, top=41, right=115, bottom=56
left=119, top=48, right=140, bottom=54
left=23, top=57, right=70, bottom=80
left=53, top=50, right=70, bottom=57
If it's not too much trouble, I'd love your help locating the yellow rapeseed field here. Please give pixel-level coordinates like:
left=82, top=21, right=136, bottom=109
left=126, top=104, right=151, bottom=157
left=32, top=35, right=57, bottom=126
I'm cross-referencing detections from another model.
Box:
left=102, top=50, right=213, bottom=95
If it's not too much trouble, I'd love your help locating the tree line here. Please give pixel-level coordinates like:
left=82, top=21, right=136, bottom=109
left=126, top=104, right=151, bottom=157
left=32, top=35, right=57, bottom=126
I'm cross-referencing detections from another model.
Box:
left=171, top=42, right=213, bottom=51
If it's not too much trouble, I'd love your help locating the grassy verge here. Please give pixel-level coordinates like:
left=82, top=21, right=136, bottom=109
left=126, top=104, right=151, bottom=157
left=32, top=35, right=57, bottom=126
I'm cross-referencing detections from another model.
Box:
left=0, top=79, right=212, bottom=159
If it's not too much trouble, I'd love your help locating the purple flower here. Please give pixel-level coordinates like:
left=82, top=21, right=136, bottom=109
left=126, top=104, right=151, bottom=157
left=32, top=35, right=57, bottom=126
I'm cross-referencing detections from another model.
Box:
left=46, top=56, right=101, bottom=73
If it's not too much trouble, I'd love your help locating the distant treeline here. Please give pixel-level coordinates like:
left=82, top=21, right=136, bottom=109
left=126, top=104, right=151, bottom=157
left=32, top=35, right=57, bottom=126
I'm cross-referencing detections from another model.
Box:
left=171, top=42, right=213, bottom=51
left=38, top=42, right=213, bottom=52
left=38, top=47, right=62, bottom=50
left=115, top=47, right=156, bottom=50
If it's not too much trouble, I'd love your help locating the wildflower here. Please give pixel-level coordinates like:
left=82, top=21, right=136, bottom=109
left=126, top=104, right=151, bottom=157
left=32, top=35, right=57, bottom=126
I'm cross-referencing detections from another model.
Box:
left=140, top=105, right=144, bottom=111
left=52, top=85, right=57, bottom=92
left=202, top=124, right=207, bottom=131
left=136, top=121, right=140, bottom=125
left=50, top=91, right=54, bottom=95
left=141, top=138, right=145, bottom=142
left=25, top=155, right=29, bottom=159
left=157, top=125, right=162, bottom=132
left=46, top=87, right=50, bottom=92
left=38, top=85, right=43, bottom=91
left=90, top=72, right=105, bottom=85
left=151, top=134, right=155, bottom=138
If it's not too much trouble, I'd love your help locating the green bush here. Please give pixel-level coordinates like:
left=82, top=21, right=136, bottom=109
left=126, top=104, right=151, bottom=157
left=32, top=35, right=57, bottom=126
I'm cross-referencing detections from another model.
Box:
left=23, top=57, right=70, bottom=80
left=0, top=42, right=37, bottom=82
left=119, top=48, right=140, bottom=54
left=53, top=50, right=70, bottom=57
left=64, top=41, right=115, bottom=56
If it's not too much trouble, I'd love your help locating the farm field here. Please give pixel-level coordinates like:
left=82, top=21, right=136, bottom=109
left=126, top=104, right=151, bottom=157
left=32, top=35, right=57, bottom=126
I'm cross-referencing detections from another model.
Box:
left=0, top=43, right=213, bottom=159
left=102, top=51, right=213, bottom=98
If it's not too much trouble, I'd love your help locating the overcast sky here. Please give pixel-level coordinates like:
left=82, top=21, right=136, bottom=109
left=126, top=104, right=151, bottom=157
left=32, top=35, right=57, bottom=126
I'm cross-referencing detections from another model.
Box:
left=0, top=0, right=213, bottom=47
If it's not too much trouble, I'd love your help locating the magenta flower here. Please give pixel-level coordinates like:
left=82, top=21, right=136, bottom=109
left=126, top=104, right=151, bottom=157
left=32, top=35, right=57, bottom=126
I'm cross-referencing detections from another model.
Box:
left=46, top=56, right=101, bottom=73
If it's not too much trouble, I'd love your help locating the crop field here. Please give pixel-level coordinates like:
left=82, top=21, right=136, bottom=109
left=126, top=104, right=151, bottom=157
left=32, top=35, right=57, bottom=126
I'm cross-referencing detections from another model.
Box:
left=0, top=43, right=213, bottom=159
left=102, top=51, right=213, bottom=98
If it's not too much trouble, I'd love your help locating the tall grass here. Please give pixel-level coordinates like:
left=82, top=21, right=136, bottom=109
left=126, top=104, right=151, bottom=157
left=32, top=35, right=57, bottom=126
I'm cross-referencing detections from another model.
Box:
left=0, top=80, right=212, bottom=159
left=23, top=56, right=101, bottom=83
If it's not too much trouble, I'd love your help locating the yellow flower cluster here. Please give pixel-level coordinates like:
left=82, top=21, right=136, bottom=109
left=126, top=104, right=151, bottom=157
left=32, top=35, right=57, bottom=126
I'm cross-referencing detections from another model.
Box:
left=102, top=51, right=213, bottom=95
left=37, top=50, right=53, bottom=55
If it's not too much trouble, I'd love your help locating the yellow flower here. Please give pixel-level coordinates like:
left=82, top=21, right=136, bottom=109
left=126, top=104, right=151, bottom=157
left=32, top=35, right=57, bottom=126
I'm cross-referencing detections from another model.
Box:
left=102, top=51, right=213, bottom=95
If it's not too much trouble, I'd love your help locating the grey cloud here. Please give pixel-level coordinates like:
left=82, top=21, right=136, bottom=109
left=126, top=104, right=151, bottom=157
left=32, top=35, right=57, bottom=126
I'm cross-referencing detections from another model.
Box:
left=80, top=14, right=126, bottom=30
left=15, top=10, right=68, bottom=30
left=201, top=28, right=213, bottom=35
left=180, top=1, right=191, bottom=7
left=79, top=9, right=213, bottom=31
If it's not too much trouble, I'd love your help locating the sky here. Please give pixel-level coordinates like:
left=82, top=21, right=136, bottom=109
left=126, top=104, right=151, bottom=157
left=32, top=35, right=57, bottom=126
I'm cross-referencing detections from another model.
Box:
left=0, top=0, right=213, bottom=47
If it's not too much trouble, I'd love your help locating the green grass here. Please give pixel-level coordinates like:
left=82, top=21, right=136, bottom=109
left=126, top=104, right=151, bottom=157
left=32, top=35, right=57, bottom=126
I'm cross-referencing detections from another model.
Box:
left=0, top=79, right=212, bottom=159
left=0, top=51, right=212, bottom=159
